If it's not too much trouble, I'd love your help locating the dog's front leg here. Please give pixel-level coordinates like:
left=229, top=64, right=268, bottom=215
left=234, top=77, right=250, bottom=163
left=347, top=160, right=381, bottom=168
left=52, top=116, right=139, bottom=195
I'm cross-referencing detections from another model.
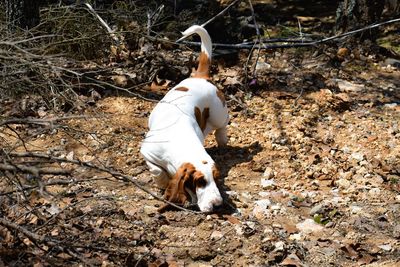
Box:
left=215, top=127, right=228, bottom=147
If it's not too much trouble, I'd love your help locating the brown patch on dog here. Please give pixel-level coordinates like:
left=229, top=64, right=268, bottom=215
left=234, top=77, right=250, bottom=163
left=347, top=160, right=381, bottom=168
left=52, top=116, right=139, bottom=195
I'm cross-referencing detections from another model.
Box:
left=175, top=86, right=189, bottom=92
left=216, top=89, right=226, bottom=107
left=194, top=106, right=210, bottom=133
left=159, top=163, right=206, bottom=212
left=191, top=52, right=210, bottom=79
left=194, top=106, right=202, bottom=130
left=212, top=163, right=220, bottom=181
left=201, top=108, right=209, bottom=132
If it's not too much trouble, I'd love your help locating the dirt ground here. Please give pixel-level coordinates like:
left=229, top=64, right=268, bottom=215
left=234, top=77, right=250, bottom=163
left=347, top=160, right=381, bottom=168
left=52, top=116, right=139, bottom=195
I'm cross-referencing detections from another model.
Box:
left=1, top=1, right=400, bottom=266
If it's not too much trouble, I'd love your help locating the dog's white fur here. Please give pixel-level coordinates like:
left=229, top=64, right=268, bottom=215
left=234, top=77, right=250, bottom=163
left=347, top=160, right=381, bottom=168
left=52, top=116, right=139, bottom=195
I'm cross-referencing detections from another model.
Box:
left=140, top=25, right=229, bottom=212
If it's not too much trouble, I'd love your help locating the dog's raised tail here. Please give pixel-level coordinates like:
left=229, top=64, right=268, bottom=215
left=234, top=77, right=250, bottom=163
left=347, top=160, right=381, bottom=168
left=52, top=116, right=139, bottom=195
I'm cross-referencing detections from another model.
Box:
left=178, top=25, right=212, bottom=79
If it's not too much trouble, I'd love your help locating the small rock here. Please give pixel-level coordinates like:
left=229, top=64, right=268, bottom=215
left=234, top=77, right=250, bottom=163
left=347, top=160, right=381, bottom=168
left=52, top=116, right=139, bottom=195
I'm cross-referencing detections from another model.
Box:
left=66, top=151, right=74, bottom=161
left=210, top=230, right=223, bottom=240
left=378, top=244, right=392, bottom=252
left=350, top=152, right=364, bottom=162
left=336, top=179, right=351, bottom=189
left=261, top=178, right=276, bottom=189
left=235, top=225, right=244, bottom=236
left=263, top=167, right=274, bottom=179
left=288, top=233, right=302, bottom=241
left=325, top=222, right=335, bottom=228
left=336, top=79, right=365, bottom=92
left=296, top=219, right=324, bottom=234
left=274, top=241, right=285, bottom=252
left=310, top=204, right=324, bottom=216
left=392, top=225, right=400, bottom=238
left=396, top=195, right=400, bottom=203
left=143, top=205, right=157, bottom=216
left=369, top=188, right=381, bottom=196
left=350, top=205, right=362, bottom=214
left=271, top=204, right=281, bottom=211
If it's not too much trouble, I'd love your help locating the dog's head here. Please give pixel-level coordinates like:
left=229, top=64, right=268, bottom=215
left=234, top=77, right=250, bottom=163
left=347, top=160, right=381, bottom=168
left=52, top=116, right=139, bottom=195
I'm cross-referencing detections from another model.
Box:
left=163, top=162, right=222, bottom=212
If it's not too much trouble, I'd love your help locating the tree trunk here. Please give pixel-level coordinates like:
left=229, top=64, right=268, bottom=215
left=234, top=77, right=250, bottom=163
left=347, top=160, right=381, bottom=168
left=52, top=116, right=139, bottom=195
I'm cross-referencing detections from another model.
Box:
left=6, top=0, right=40, bottom=31
left=335, top=0, right=385, bottom=40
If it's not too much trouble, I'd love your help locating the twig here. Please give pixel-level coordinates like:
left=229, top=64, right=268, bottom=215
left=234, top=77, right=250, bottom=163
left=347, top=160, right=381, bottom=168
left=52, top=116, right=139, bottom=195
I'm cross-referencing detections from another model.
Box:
left=0, top=176, right=113, bottom=196
left=8, top=152, right=202, bottom=214
left=83, top=3, right=119, bottom=44
left=0, top=216, right=93, bottom=266
left=246, top=0, right=263, bottom=85
left=201, top=0, right=242, bottom=28
left=0, top=163, right=71, bottom=176
left=0, top=216, right=57, bottom=247
left=178, top=17, right=400, bottom=50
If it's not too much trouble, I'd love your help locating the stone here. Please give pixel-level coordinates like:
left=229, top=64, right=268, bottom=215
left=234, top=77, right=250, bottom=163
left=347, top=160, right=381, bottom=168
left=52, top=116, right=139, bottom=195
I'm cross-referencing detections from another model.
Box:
left=210, top=230, right=223, bottom=240
left=261, top=178, right=276, bottom=189
left=336, top=179, right=351, bottom=189
left=310, top=204, right=324, bottom=216
left=350, top=152, right=364, bottom=162
left=263, top=167, right=274, bottom=179
left=296, top=219, right=324, bottom=234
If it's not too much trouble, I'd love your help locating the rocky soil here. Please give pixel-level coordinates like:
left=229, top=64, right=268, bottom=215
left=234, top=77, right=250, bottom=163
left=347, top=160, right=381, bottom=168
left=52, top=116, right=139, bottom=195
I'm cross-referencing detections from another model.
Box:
left=1, top=1, right=400, bottom=266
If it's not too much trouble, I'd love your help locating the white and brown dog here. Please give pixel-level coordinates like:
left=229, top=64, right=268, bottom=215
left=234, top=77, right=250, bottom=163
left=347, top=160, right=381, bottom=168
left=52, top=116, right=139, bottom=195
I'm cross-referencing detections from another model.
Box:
left=140, top=25, right=229, bottom=212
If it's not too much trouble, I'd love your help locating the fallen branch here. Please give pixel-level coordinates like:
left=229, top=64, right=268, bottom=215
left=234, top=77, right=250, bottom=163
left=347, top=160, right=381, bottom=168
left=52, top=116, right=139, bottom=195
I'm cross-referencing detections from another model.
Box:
left=0, top=163, right=71, bottom=176
left=8, top=152, right=202, bottom=214
left=0, top=216, right=93, bottom=266
left=177, top=17, right=400, bottom=49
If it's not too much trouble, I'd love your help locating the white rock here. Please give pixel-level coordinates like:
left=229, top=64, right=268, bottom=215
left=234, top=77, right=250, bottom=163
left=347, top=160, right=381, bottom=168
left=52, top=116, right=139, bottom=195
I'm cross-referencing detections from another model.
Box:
left=350, top=205, right=362, bottom=214
left=350, top=152, right=364, bottom=162
left=261, top=178, right=276, bottom=189
left=378, top=244, right=392, bottom=251
left=66, top=151, right=74, bottom=161
left=396, top=195, right=400, bottom=203
left=271, top=204, right=281, bottom=211
left=210, top=230, right=223, bottom=240
left=296, top=219, right=324, bottom=234
left=263, top=167, right=274, bottom=179
left=289, top=233, right=302, bottom=241
left=337, top=79, right=365, bottom=92
left=336, top=179, right=351, bottom=189
left=253, top=199, right=272, bottom=219
left=369, top=187, right=381, bottom=196
left=255, top=199, right=272, bottom=209
left=235, top=225, right=244, bottom=236
left=274, top=241, right=285, bottom=251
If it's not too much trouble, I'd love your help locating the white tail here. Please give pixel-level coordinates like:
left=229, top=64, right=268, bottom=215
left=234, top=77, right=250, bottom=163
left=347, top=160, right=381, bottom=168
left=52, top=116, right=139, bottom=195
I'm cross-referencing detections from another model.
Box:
left=178, top=25, right=212, bottom=79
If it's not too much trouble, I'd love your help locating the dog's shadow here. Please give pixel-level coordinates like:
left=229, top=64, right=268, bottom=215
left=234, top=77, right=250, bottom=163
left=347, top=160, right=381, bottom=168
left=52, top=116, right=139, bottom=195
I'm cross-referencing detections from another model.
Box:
left=206, top=141, right=263, bottom=215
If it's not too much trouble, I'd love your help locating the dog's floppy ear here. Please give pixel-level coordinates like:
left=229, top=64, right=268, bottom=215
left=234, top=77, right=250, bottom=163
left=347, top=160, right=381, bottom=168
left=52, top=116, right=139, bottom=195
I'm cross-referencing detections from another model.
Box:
left=158, top=163, right=206, bottom=212
left=158, top=163, right=195, bottom=212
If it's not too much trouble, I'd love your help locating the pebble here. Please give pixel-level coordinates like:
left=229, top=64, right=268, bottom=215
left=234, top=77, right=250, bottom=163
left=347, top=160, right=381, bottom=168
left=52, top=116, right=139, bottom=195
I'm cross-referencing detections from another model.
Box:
left=261, top=178, right=276, bottom=189
left=310, top=204, right=324, bottom=216
left=396, top=195, right=400, bottom=203
left=350, top=205, right=362, bottom=214
left=274, top=241, right=285, bottom=251
left=336, top=179, right=351, bottom=189
left=378, top=244, right=392, bottom=251
left=210, top=230, right=223, bottom=240
left=350, top=152, right=364, bottom=162
left=288, top=233, right=302, bottom=241
left=296, top=219, right=324, bottom=234
left=263, top=167, right=274, bottom=179
left=368, top=187, right=381, bottom=196
left=253, top=199, right=272, bottom=219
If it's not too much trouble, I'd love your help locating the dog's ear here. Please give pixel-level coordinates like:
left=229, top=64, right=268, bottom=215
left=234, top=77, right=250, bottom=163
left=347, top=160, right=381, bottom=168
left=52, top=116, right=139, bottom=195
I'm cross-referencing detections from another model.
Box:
left=162, top=163, right=196, bottom=205
left=212, top=163, right=220, bottom=182
left=159, top=163, right=206, bottom=212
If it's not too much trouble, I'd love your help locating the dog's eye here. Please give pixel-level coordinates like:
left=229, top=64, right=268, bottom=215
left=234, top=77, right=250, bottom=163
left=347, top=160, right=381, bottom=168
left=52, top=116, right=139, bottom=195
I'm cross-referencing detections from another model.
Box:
left=196, top=177, right=207, bottom=188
